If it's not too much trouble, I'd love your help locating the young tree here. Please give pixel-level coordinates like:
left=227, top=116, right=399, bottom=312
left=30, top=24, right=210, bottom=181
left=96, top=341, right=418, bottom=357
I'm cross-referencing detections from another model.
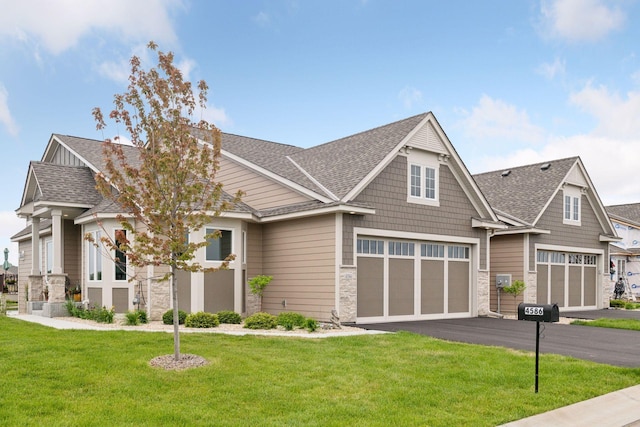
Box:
left=91, top=41, right=242, bottom=362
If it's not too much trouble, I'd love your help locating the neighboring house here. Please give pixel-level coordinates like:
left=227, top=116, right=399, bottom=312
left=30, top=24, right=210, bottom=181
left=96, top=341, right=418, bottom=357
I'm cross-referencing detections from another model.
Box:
left=605, top=203, right=640, bottom=296
left=473, top=157, right=619, bottom=314
left=12, top=112, right=505, bottom=323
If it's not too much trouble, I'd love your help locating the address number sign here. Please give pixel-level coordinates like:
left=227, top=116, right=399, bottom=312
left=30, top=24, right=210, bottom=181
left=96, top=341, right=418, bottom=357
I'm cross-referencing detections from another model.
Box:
left=524, top=306, right=544, bottom=316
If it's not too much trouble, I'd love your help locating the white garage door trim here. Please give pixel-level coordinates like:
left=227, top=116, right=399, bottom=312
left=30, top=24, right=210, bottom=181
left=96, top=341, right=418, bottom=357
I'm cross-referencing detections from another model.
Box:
left=354, top=227, right=479, bottom=323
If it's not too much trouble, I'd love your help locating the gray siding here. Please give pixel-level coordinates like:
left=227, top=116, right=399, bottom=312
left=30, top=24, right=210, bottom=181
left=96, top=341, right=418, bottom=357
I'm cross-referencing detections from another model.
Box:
left=344, top=156, right=486, bottom=266
left=63, top=219, right=81, bottom=287
left=529, top=193, right=608, bottom=270
left=490, top=234, right=525, bottom=313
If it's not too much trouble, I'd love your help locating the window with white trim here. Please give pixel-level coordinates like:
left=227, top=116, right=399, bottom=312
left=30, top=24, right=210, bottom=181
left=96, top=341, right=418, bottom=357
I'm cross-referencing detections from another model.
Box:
left=205, top=228, right=233, bottom=261
left=88, top=230, right=102, bottom=281
left=563, top=186, right=581, bottom=225
left=409, top=163, right=437, bottom=202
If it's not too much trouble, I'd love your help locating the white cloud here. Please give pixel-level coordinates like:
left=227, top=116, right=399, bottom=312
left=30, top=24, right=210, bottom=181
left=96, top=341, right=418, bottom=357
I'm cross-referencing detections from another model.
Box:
left=195, top=103, right=231, bottom=128
left=539, top=0, right=625, bottom=42
left=398, top=86, right=423, bottom=110
left=0, top=84, right=18, bottom=136
left=458, top=95, right=545, bottom=145
left=0, top=0, right=183, bottom=55
left=97, top=58, right=131, bottom=84
left=0, top=211, right=25, bottom=266
left=253, top=11, right=272, bottom=27
left=569, top=83, right=640, bottom=139
left=536, top=57, right=566, bottom=80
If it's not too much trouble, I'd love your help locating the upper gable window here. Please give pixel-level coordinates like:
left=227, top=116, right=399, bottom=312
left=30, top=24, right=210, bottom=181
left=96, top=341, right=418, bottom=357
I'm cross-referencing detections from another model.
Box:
left=407, top=151, right=439, bottom=207
left=563, top=186, right=581, bottom=226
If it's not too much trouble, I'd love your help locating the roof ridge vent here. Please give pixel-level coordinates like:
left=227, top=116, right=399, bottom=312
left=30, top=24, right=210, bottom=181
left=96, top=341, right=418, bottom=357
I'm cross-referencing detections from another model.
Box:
left=501, top=170, right=511, bottom=177
left=540, top=163, right=551, bottom=171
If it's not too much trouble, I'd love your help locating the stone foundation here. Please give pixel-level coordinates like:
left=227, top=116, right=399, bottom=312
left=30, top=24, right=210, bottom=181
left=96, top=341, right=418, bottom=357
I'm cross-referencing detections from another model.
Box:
left=525, top=271, right=537, bottom=304
left=339, top=265, right=357, bottom=323
left=245, top=284, right=261, bottom=316
left=477, top=270, right=489, bottom=316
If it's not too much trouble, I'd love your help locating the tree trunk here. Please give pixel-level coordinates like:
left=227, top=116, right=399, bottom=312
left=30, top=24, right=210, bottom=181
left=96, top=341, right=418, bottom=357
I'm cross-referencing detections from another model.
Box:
left=172, top=267, right=180, bottom=361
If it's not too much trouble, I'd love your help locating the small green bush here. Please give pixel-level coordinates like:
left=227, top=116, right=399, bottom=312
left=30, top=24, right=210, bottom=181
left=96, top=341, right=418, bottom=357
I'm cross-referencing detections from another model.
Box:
left=610, top=299, right=626, bottom=308
left=124, top=310, right=148, bottom=326
left=217, top=310, right=242, bottom=324
left=277, top=312, right=306, bottom=330
left=125, top=311, right=140, bottom=326
left=185, top=312, right=219, bottom=328
left=244, top=312, right=277, bottom=330
left=162, top=309, right=187, bottom=325
left=136, top=309, right=148, bottom=324
left=304, top=317, right=318, bottom=332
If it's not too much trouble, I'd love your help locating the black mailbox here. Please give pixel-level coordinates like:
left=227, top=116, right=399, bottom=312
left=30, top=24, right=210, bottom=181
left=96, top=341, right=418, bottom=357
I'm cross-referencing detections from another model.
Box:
left=517, top=303, right=559, bottom=323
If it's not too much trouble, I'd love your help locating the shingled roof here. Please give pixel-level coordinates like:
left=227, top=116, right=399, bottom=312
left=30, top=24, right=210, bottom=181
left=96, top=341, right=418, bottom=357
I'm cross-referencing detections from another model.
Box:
left=606, top=203, right=640, bottom=226
left=473, top=157, right=579, bottom=225
left=30, top=162, right=102, bottom=206
left=53, top=134, right=142, bottom=171
left=289, top=113, right=429, bottom=200
left=220, top=133, right=328, bottom=197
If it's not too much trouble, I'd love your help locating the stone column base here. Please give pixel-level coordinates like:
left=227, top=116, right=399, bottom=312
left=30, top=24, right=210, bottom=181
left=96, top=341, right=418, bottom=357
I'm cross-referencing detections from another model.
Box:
left=42, top=302, right=69, bottom=318
left=339, top=266, right=357, bottom=323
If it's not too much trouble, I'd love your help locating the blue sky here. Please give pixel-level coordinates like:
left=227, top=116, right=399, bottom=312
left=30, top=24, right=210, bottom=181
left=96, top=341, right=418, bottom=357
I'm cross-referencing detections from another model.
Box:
left=1, top=0, right=639, bottom=266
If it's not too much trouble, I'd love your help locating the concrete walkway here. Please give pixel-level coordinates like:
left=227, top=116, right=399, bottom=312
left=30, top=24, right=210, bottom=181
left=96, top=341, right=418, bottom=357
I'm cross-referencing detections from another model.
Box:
left=499, top=384, right=640, bottom=426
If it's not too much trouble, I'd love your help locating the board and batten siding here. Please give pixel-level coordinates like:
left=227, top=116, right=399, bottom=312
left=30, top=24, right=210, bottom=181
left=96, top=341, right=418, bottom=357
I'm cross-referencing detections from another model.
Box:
left=490, top=234, right=525, bottom=314
left=261, top=215, right=336, bottom=321
left=218, top=157, right=310, bottom=210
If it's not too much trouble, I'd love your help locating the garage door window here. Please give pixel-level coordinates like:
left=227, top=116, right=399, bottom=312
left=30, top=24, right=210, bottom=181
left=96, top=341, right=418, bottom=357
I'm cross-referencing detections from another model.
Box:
left=388, top=241, right=415, bottom=256
left=448, top=245, right=469, bottom=259
left=421, top=243, right=444, bottom=258
left=357, top=239, right=384, bottom=255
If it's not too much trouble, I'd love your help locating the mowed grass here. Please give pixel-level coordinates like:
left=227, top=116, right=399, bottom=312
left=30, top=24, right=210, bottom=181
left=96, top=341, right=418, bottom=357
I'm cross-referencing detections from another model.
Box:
left=572, top=318, right=640, bottom=331
left=1, top=317, right=640, bottom=426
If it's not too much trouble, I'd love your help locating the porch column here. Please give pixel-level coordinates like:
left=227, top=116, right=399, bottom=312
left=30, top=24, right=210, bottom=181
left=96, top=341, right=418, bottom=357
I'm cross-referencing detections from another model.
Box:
left=51, top=209, right=63, bottom=274
left=31, top=217, right=40, bottom=276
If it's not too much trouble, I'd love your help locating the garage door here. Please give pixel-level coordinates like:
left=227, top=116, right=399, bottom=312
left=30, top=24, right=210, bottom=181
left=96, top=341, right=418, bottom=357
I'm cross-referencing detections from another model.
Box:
left=536, top=251, right=597, bottom=309
left=356, top=237, right=471, bottom=322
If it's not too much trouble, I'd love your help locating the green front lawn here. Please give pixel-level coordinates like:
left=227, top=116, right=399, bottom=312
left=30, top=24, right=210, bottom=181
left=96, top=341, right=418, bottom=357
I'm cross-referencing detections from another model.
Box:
left=1, top=316, right=639, bottom=426
left=572, top=318, right=640, bottom=331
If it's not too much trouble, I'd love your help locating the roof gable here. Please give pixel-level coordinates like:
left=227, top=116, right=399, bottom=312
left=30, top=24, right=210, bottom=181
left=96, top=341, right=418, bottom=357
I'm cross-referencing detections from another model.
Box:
left=474, top=157, right=616, bottom=235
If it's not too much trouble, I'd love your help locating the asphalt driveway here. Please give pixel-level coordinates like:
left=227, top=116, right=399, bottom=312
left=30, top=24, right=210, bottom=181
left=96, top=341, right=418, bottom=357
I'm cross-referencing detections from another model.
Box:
left=358, top=309, right=640, bottom=367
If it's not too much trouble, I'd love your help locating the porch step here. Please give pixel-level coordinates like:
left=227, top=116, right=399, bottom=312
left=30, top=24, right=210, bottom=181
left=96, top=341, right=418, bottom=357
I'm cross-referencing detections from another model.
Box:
left=32, top=310, right=43, bottom=316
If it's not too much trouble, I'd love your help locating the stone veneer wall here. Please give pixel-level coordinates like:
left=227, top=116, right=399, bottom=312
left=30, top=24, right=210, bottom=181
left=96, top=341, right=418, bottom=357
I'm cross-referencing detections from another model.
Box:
left=339, top=265, right=357, bottom=323
left=525, top=271, right=537, bottom=304
left=149, top=278, right=171, bottom=321
left=245, top=284, right=261, bottom=316
left=477, top=270, right=489, bottom=316
left=47, top=274, right=67, bottom=303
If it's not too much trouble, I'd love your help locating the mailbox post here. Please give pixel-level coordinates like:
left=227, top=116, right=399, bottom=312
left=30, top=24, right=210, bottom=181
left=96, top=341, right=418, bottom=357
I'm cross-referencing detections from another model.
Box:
left=517, top=303, right=559, bottom=393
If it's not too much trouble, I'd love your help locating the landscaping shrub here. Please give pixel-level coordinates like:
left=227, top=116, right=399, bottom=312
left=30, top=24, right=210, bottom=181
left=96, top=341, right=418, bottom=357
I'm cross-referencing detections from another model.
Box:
left=277, top=312, right=306, bottom=330
left=217, top=310, right=242, bottom=324
left=65, top=301, right=114, bottom=324
left=124, top=310, right=148, bottom=326
left=243, top=312, right=277, bottom=330
left=610, top=299, right=626, bottom=308
left=185, top=312, right=219, bottom=328
left=304, top=317, right=318, bottom=332
left=162, top=309, right=187, bottom=325
left=125, top=311, right=140, bottom=326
